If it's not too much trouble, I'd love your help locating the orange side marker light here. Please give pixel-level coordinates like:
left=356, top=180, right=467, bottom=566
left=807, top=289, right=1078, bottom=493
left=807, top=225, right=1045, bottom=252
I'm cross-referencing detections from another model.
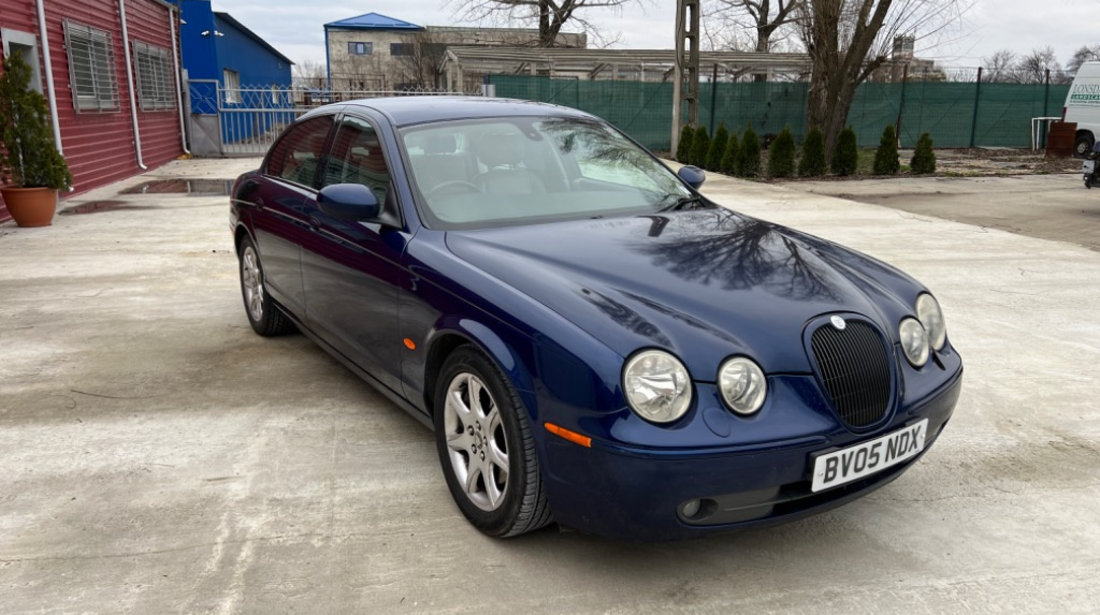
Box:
left=403, top=338, right=417, bottom=350
left=544, top=422, right=592, bottom=448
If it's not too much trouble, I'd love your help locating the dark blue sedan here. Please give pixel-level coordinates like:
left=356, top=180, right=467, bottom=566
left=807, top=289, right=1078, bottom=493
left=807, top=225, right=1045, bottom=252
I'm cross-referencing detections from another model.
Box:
left=230, top=97, right=963, bottom=540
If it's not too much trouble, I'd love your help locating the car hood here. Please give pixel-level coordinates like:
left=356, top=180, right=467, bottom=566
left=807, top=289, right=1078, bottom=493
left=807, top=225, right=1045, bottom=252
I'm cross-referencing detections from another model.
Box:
left=445, top=208, right=909, bottom=377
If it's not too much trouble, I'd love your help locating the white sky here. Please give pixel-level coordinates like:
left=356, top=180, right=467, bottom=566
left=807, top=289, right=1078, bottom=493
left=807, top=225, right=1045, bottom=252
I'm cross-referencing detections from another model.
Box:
left=211, top=0, right=1100, bottom=71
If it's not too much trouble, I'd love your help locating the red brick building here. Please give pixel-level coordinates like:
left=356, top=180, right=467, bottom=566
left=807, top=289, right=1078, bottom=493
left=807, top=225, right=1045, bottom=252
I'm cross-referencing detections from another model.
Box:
left=0, top=0, right=186, bottom=222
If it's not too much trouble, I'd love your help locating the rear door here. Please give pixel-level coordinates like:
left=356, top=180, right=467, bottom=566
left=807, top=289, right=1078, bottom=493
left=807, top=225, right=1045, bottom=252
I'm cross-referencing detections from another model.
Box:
left=300, top=113, right=411, bottom=394
left=255, top=114, right=336, bottom=315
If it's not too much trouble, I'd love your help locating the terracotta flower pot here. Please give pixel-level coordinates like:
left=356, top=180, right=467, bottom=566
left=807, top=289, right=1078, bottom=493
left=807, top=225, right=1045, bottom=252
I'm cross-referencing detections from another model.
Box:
left=1, top=186, right=58, bottom=227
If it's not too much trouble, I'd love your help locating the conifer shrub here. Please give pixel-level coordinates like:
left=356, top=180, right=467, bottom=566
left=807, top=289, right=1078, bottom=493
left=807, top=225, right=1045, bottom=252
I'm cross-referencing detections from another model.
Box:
left=767, top=126, right=796, bottom=178
left=675, top=124, right=694, bottom=163
left=737, top=124, right=761, bottom=178
left=720, top=131, right=739, bottom=175
left=873, top=124, right=900, bottom=175
left=831, top=127, right=858, bottom=176
left=0, top=51, right=71, bottom=189
left=690, top=125, right=710, bottom=169
left=707, top=123, right=729, bottom=171
left=798, top=127, right=827, bottom=177
left=911, top=132, right=937, bottom=174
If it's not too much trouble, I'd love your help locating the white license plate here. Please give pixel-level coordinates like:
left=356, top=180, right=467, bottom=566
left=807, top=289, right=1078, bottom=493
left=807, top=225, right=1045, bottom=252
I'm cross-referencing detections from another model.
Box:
left=811, top=419, right=928, bottom=492
left=1084, top=160, right=1095, bottom=173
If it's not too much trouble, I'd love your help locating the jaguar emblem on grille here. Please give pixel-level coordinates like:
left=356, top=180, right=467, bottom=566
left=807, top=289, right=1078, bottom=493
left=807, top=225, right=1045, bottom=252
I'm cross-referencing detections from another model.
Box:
left=830, top=315, right=846, bottom=330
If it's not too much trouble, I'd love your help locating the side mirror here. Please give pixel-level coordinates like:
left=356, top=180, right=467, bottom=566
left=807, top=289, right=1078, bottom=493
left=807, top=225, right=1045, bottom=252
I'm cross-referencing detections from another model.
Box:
left=677, top=165, right=705, bottom=190
left=317, top=183, right=380, bottom=221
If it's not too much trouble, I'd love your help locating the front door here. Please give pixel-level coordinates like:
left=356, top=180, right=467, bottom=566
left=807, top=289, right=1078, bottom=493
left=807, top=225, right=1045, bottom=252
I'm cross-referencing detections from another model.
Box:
left=301, top=114, right=409, bottom=395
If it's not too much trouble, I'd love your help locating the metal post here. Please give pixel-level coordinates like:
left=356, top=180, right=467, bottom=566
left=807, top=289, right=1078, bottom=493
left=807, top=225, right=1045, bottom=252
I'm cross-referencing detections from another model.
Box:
left=1043, top=68, right=1051, bottom=116
left=895, top=63, right=908, bottom=147
left=671, top=0, right=700, bottom=155
left=969, top=67, right=983, bottom=148
left=709, top=63, right=718, bottom=134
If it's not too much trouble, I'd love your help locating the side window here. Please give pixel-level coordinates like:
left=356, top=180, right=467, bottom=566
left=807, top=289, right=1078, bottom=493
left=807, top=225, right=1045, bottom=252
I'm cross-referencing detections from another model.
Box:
left=265, top=115, right=334, bottom=188
left=321, top=116, right=390, bottom=205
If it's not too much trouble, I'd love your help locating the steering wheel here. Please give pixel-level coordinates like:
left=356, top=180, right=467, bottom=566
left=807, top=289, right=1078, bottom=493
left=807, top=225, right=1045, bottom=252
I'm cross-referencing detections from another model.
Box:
left=428, top=180, right=480, bottom=197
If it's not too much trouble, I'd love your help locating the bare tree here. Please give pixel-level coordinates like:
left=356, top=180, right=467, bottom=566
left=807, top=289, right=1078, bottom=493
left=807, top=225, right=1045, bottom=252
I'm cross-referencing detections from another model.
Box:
left=292, top=59, right=327, bottom=89
left=798, top=0, right=964, bottom=156
left=1067, top=44, right=1100, bottom=74
left=392, top=32, right=449, bottom=90
left=1014, top=46, right=1061, bottom=84
left=452, top=0, right=632, bottom=47
left=982, top=49, right=1015, bottom=83
left=717, top=0, right=804, bottom=53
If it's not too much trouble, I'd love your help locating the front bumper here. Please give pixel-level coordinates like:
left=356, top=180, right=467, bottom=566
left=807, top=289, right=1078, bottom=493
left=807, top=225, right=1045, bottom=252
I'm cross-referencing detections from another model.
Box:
left=540, top=369, right=962, bottom=541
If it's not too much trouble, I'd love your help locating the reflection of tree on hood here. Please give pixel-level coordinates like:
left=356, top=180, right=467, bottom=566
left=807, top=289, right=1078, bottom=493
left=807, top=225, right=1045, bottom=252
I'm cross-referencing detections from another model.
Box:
left=638, top=210, right=838, bottom=301
left=579, top=288, right=672, bottom=347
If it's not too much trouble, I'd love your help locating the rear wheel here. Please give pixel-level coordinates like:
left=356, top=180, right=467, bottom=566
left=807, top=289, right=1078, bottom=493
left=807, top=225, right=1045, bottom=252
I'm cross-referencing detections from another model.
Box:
left=238, top=236, right=295, bottom=336
left=1075, top=133, right=1094, bottom=158
left=433, top=346, right=552, bottom=537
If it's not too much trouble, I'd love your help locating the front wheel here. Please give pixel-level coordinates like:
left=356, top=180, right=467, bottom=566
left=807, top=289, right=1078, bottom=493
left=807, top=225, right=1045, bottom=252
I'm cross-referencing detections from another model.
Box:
left=433, top=346, right=552, bottom=537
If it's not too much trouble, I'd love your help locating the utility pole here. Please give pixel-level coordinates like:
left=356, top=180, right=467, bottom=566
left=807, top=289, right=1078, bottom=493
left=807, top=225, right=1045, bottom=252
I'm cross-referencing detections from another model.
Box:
left=671, top=0, right=700, bottom=156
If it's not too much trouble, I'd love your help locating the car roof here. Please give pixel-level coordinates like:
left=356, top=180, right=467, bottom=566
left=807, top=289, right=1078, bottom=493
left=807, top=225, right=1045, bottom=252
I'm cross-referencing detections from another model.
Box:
left=335, top=96, right=596, bottom=127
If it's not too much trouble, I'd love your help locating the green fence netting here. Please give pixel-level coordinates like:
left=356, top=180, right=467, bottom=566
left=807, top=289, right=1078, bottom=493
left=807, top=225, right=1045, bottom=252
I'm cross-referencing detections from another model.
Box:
left=489, top=74, right=1070, bottom=152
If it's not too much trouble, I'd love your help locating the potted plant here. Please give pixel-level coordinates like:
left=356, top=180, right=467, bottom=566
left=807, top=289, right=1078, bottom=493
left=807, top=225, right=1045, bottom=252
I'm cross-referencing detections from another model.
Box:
left=0, top=50, right=71, bottom=227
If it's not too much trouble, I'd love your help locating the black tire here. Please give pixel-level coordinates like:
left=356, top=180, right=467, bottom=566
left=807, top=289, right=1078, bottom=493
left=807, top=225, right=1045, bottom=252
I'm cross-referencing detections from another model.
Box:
left=1075, top=134, right=1094, bottom=158
left=237, top=236, right=295, bottom=336
left=433, top=346, right=552, bottom=537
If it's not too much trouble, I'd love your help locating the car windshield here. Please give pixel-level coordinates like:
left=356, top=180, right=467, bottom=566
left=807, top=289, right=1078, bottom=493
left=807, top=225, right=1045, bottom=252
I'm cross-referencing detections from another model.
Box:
left=400, top=116, right=695, bottom=229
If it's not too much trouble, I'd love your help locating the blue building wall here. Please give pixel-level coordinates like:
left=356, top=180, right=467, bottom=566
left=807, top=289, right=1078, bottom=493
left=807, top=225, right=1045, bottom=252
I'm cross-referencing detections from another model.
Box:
left=173, top=0, right=293, bottom=143
left=212, top=13, right=292, bottom=88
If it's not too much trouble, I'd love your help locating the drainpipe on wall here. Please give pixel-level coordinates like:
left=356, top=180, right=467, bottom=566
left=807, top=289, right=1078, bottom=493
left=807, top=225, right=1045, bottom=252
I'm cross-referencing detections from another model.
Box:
left=117, top=0, right=147, bottom=170
left=34, top=0, right=63, bottom=154
left=168, top=6, right=190, bottom=154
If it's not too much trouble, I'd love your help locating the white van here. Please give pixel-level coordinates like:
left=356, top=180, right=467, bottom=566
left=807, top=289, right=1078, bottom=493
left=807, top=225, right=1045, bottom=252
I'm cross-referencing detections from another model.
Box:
left=1065, top=61, right=1100, bottom=156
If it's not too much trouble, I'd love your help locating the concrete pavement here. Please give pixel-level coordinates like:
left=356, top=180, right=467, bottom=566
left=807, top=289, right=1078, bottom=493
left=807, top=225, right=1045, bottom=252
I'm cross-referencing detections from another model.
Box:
left=1, top=160, right=1098, bottom=613
left=781, top=173, right=1100, bottom=251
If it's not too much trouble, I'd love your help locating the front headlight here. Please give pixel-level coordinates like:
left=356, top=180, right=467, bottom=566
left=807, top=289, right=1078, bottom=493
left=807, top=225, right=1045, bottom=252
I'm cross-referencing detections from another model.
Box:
left=915, top=293, right=946, bottom=351
left=718, top=357, right=767, bottom=415
left=622, top=350, right=692, bottom=423
left=899, top=317, right=930, bottom=367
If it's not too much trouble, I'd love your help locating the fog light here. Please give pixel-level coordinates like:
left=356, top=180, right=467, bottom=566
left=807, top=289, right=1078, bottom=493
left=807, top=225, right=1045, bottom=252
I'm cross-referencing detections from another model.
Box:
left=680, top=499, right=701, bottom=518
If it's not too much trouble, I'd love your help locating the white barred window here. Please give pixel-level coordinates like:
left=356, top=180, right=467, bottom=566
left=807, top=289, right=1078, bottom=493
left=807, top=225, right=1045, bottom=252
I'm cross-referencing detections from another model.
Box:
left=133, top=41, right=174, bottom=111
left=63, top=20, right=119, bottom=113
left=223, top=69, right=241, bottom=104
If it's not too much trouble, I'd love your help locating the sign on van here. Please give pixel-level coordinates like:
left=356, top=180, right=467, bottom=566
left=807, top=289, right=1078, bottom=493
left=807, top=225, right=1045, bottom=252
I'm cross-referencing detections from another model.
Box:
left=1069, top=83, right=1100, bottom=106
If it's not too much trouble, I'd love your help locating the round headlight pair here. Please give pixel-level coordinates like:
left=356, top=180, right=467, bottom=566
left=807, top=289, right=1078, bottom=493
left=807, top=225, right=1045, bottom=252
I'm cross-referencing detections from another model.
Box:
left=622, top=350, right=692, bottom=423
left=622, top=351, right=767, bottom=423
left=916, top=293, right=946, bottom=351
left=718, top=357, right=767, bottom=415
left=900, top=293, right=948, bottom=367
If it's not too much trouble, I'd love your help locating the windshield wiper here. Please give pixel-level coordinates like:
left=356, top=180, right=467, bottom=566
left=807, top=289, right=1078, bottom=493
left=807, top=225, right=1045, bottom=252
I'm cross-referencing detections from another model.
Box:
left=658, top=194, right=708, bottom=212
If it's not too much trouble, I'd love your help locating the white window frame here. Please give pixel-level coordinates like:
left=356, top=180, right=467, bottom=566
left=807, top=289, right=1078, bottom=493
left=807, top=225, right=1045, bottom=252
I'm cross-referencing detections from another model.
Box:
left=132, top=40, right=174, bottom=111
left=348, top=41, right=373, bottom=56
left=1, top=29, right=43, bottom=93
left=63, top=20, right=120, bottom=113
left=223, top=69, right=240, bottom=104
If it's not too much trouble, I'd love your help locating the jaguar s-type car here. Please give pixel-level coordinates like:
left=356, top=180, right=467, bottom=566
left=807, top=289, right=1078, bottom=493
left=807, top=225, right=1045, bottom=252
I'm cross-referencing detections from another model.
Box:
left=230, top=97, right=962, bottom=540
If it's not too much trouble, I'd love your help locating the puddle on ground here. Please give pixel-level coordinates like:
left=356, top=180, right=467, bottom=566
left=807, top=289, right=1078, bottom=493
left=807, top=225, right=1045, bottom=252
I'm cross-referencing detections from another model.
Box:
left=59, top=201, right=156, bottom=215
left=121, top=179, right=233, bottom=196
